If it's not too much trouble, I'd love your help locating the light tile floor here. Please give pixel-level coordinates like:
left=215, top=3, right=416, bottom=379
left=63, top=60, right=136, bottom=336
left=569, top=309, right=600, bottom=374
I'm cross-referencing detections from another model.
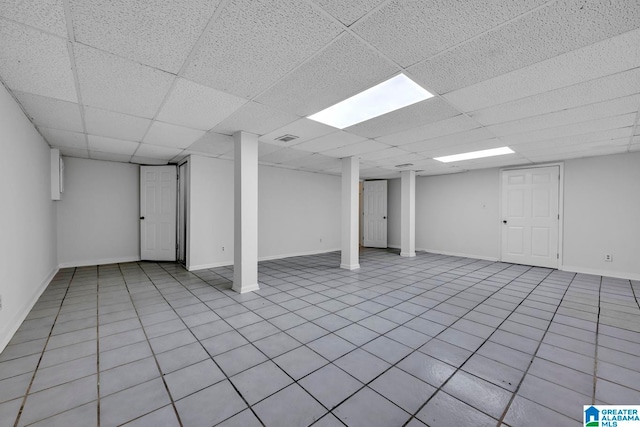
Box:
left=1, top=249, right=639, bottom=427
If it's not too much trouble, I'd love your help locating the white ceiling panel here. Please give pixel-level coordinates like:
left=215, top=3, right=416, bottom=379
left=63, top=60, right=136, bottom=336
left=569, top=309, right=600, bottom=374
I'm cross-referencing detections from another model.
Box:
left=353, top=0, right=547, bottom=68
left=360, top=167, right=400, bottom=179
left=39, top=128, right=87, bottom=149
left=377, top=115, right=480, bottom=146
left=368, top=152, right=429, bottom=168
left=69, top=0, right=220, bottom=73
left=143, top=121, right=205, bottom=149
left=283, top=153, right=341, bottom=170
left=255, top=33, right=397, bottom=116
left=84, top=107, right=151, bottom=142
left=0, top=0, right=67, bottom=37
left=183, top=0, right=343, bottom=98
left=513, top=130, right=632, bottom=155
left=157, top=78, right=247, bottom=130
left=134, top=144, right=183, bottom=160
left=409, top=0, right=640, bottom=93
left=292, top=131, right=366, bottom=153
left=187, top=132, right=234, bottom=156
left=501, top=113, right=637, bottom=146
left=89, top=151, right=132, bottom=163
left=487, top=94, right=640, bottom=137
left=445, top=28, right=640, bottom=112
left=0, top=19, right=77, bottom=102
left=258, top=142, right=284, bottom=158
left=460, top=157, right=532, bottom=171
left=320, top=139, right=390, bottom=157
left=14, top=91, right=83, bottom=133
left=523, top=140, right=629, bottom=160
left=259, top=119, right=336, bottom=147
left=401, top=127, right=496, bottom=153
left=470, top=68, right=640, bottom=126
left=310, top=0, right=386, bottom=26
left=259, top=147, right=313, bottom=164
left=74, top=45, right=174, bottom=118
left=87, top=135, right=139, bottom=155
left=212, top=102, right=299, bottom=136
left=346, top=97, right=461, bottom=139
left=358, top=147, right=414, bottom=162
left=416, top=138, right=506, bottom=159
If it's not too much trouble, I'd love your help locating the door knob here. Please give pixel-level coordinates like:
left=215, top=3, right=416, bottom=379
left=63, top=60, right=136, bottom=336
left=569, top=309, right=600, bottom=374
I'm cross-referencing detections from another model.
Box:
left=140, top=216, right=145, bottom=220
left=383, top=216, right=387, bottom=219
left=502, top=220, right=507, bottom=224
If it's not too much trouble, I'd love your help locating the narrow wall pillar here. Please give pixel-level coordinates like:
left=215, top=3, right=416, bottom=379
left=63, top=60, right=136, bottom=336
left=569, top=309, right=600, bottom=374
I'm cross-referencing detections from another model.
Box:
left=233, top=131, right=259, bottom=293
left=341, top=157, right=360, bottom=269
left=400, top=170, right=416, bottom=257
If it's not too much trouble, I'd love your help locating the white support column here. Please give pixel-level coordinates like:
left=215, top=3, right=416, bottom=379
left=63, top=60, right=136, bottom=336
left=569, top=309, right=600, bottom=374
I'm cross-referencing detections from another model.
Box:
left=400, top=170, right=416, bottom=257
left=341, top=157, right=360, bottom=270
left=233, top=131, right=260, bottom=293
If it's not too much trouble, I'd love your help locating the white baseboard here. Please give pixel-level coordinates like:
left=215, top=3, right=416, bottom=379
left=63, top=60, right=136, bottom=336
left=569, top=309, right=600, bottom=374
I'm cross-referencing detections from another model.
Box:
left=0, top=266, right=59, bottom=353
left=561, top=265, right=640, bottom=281
left=188, top=248, right=341, bottom=271
left=340, top=263, right=361, bottom=270
left=416, top=248, right=499, bottom=262
left=58, top=256, right=140, bottom=269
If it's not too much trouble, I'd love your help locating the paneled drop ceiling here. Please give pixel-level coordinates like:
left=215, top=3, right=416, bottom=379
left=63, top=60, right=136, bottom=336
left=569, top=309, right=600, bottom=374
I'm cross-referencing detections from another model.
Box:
left=1, top=0, right=639, bottom=178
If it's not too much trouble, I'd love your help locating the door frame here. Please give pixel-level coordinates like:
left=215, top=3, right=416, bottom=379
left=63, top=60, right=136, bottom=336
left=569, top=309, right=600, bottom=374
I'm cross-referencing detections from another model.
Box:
left=362, top=179, right=388, bottom=249
left=140, top=164, right=178, bottom=261
left=498, top=162, right=565, bottom=269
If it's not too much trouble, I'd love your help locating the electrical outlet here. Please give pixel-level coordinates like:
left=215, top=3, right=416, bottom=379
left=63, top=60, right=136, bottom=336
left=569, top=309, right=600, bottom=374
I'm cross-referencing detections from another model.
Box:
left=604, top=254, right=613, bottom=262
left=221, top=247, right=225, bottom=252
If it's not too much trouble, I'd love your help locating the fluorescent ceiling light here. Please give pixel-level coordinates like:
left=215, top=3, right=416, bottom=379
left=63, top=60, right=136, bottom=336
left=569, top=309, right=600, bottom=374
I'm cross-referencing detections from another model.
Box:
left=307, top=74, right=433, bottom=129
left=434, top=146, right=514, bottom=163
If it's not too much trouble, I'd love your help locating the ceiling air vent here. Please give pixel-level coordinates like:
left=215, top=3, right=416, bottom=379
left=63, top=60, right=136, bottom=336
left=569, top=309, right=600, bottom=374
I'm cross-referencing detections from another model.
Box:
left=275, top=134, right=299, bottom=143
left=395, top=163, right=414, bottom=168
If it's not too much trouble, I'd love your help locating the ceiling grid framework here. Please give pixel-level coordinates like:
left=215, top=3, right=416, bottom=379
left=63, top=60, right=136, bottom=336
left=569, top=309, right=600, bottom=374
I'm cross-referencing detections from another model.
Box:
left=0, top=0, right=639, bottom=177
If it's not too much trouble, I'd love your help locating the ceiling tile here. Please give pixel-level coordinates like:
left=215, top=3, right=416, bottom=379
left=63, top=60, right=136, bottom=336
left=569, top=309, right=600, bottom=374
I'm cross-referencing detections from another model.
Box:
left=255, top=33, right=398, bottom=116
left=487, top=94, right=640, bottom=137
left=259, top=118, right=336, bottom=147
left=320, top=139, right=390, bottom=157
left=0, top=0, right=67, bottom=37
left=87, top=135, right=139, bottom=155
left=14, top=91, right=83, bottom=132
left=401, top=127, right=496, bottom=153
left=143, top=121, right=206, bottom=149
left=283, top=153, right=341, bottom=170
left=292, top=131, right=366, bottom=153
left=409, top=0, right=640, bottom=93
left=368, top=152, right=429, bottom=168
left=345, top=97, right=461, bottom=138
left=525, top=145, right=629, bottom=163
left=353, top=0, right=547, bottom=68
left=444, top=28, right=640, bottom=112
left=359, top=167, right=400, bottom=179
left=459, top=157, right=531, bottom=170
left=84, top=107, right=151, bottom=142
left=512, top=128, right=632, bottom=153
left=89, top=151, right=132, bottom=163
left=416, top=138, right=506, bottom=159
left=157, top=78, right=247, bottom=130
left=134, top=144, right=183, bottom=160
left=39, top=127, right=87, bottom=149
left=69, top=0, right=220, bottom=73
left=183, top=0, right=343, bottom=98
left=74, top=44, right=174, bottom=118
left=358, top=147, right=413, bottom=162
left=310, top=0, right=386, bottom=26
left=501, top=113, right=636, bottom=146
left=212, top=102, right=299, bottom=136
left=521, top=137, right=629, bottom=157
left=0, top=19, right=77, bottom=102
left=187, top=132, right=234, bottom=156
left=258, top=142, right=284, bottom=158
left=469, top=68, right=640, bottom=126
left=377, top=114, right=480, bottom=146
left=259, top=147, right=312, bottom=164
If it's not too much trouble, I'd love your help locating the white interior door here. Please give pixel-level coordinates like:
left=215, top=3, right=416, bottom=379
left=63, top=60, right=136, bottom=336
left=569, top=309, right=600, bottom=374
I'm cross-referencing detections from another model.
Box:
left=140, top=165, right=177, bottom=261
left=177, top=162, right=188, bottom=264
left=501, top=166, right=559, bottom=268
left=363, top=180, right=387, bottom=248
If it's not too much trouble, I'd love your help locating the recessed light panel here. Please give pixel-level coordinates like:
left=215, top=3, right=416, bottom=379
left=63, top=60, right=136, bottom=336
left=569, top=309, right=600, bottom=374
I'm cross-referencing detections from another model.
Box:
left=434, top=147, right=514, bottom=163
left=307, top=74, right=433, bottom=129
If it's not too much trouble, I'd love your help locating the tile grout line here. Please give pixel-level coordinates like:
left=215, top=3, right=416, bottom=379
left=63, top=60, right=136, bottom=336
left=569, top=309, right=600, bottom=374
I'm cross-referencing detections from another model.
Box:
left=495, top=271, right=578, bottom=426
left=400, top=265, right=553, bottom=427
left=13, top=268, right=76, bottom=427
left=115, top=263, right=186, bottom=427
left=592, top=275, right=603, bottom=405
